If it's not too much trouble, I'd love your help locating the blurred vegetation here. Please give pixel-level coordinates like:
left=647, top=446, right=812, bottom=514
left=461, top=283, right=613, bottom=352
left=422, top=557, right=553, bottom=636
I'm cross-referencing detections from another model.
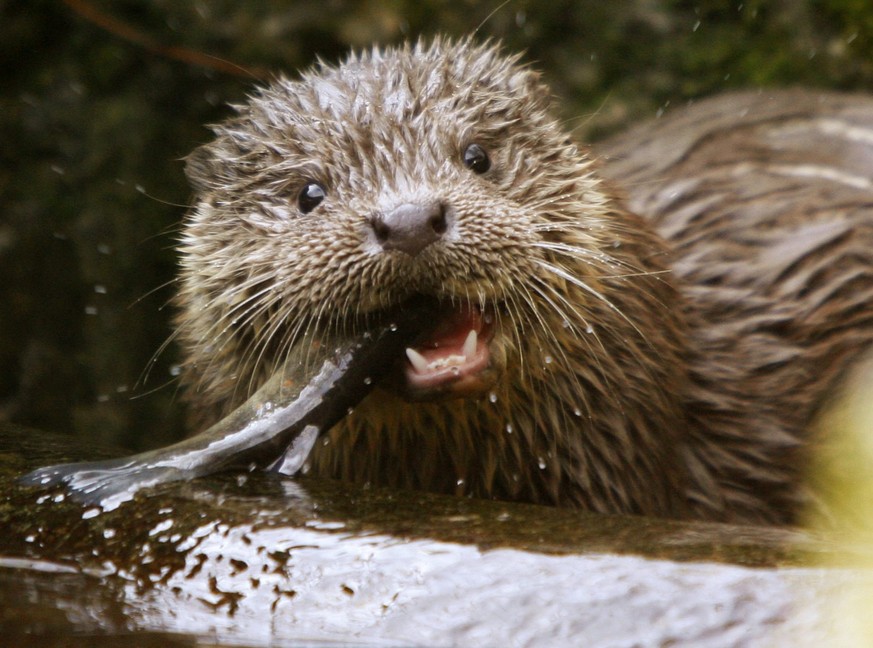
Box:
left=2, top=0, right=873, bottom=450
left=808, top=351, right=873, bottom=645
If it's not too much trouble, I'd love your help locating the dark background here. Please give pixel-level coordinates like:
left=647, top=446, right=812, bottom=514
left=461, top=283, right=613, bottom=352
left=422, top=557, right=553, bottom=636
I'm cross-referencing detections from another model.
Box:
left=2, top=0, right=872, bottom=451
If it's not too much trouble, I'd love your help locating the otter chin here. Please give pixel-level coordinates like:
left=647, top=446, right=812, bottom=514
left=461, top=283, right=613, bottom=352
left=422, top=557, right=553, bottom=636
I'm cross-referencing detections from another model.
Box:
left=175, top=37, right=873, bottom=525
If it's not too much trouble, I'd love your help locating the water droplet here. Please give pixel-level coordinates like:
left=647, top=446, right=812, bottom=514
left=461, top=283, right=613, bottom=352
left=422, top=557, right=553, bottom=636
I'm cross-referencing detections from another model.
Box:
left=573, top=408, right=583, bottom=417
left=562, top=320, right=571, bottom=329
left=488, top=392, right=498, bottom=403
left=94, top=284, right=107, bottom=294
left=505, top=423, right=513, bottom=434
left=585, top=324, right=595, bottom=334
left=456, top=478, right=465, bottom=487
left=389, top=323, right=398, bottom=332
left=346, top=407, right=355, bottom=416
left=544, top=355, right=553, bottom=364
left=84, top=305, right=98, bottom=316
left=363, top=377, right=372, bottom=385
left=169, top=364, right=182, bottom=377
left=537, top=457, right=547, bottom=470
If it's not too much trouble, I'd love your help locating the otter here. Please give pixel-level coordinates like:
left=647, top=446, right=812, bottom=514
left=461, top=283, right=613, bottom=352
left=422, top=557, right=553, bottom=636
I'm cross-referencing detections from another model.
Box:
left=176, top=38, right=873, bottom=525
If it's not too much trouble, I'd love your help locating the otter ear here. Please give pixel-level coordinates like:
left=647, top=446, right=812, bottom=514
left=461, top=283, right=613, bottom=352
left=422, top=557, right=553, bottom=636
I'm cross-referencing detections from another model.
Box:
left=184, top=143, right=220, bottom=194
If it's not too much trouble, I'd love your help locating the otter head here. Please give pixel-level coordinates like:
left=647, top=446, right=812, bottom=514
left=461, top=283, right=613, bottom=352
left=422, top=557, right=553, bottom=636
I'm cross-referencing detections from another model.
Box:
left=177, top=38, right=686, bottom=513
left=179, top=38, right=611, bottom=406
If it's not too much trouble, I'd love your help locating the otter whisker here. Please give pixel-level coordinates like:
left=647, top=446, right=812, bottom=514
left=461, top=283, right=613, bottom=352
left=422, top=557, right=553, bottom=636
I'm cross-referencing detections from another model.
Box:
left=527, top=276, right=614, bottom=390
left=497, top=289, right=529, bottom=378
left=533, top=259, right=651, bottom=347
left=528, top=277, right=603, bottom=351
left=138, top=327, right=183, bottom=389
left=215, top=294, right=291, bottom=402
left=131, top=276, right=180, bottom=309
left=530, top=240, right=653, bottom=277
left=194, top=280, right=283, bottom=359
left=522, top=290, right=594, bottom=399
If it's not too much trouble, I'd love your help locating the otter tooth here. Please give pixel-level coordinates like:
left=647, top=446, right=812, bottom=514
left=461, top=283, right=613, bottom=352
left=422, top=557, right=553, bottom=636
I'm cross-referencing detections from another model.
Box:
left=462, top=329, right=478, bottom=359
left=405, top=347, right=429, bottom=373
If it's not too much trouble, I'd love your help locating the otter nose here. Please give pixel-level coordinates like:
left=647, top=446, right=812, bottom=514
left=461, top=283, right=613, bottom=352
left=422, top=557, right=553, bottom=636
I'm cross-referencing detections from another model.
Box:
left=370, top=202, right=448, bottom=256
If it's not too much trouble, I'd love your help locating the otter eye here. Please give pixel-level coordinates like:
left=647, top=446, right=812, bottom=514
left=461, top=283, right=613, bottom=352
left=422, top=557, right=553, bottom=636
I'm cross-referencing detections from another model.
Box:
left=462, top=143, right=491, bottom=174
left=298, top=182, right=326, bottom=214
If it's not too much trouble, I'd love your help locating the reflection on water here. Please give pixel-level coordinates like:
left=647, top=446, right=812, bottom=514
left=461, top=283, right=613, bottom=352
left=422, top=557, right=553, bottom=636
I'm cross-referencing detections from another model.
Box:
left=0, top=522, right=849, bottom=647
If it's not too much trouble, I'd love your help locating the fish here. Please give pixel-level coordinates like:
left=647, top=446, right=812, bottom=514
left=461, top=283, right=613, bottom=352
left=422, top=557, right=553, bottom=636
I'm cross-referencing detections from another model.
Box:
left=19, top=297, right=438, bottom=511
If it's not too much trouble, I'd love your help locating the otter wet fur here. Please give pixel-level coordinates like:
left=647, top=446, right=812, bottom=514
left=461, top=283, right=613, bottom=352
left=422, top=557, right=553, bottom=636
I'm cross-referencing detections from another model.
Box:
left=176, top=38, right=873, bottom=525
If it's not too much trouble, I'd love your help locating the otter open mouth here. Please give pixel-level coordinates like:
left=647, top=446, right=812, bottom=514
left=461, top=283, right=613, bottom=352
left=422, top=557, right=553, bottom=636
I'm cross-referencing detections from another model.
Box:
left=397, top=302, right=498, bottom=401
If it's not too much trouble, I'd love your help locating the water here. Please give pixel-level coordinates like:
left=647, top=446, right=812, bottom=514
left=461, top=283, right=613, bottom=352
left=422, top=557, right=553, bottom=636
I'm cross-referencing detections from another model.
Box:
left=1, top=418, right=855, bottom=648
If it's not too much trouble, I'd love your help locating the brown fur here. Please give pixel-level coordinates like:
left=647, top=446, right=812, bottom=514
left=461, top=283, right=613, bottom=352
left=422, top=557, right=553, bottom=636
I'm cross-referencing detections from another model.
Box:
left=176, top=39, right=873, bottom=524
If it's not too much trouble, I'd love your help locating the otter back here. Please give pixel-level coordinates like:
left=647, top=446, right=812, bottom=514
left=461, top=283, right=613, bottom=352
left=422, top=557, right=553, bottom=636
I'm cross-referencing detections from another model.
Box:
left=601, top=89, right=873, bottom=522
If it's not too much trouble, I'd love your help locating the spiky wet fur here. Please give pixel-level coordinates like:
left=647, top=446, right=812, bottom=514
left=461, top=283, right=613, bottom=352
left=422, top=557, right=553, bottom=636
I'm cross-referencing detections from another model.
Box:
left=176, top=38, right=873, bottom=524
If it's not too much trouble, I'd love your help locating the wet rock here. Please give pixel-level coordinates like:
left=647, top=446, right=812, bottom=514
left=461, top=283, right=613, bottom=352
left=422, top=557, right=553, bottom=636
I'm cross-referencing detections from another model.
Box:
left=0, top=423, right=860, bottom=647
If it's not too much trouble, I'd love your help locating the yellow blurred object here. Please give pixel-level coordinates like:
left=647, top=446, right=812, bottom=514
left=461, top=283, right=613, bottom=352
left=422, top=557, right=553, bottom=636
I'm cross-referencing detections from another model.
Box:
left=810, top=351, right=873, bottom=647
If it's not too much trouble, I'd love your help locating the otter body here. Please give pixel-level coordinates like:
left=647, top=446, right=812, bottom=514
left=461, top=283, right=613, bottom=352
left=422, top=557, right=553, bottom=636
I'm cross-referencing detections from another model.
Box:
left=177, top=39, right=873, bottom=525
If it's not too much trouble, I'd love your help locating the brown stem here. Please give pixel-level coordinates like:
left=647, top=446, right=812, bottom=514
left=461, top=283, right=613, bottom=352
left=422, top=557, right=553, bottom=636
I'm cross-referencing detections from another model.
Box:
left=62, top=0, right=271, bottom=80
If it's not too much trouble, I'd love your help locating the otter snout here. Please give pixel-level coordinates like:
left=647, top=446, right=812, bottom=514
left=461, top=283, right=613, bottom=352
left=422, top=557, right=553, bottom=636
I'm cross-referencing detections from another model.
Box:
left=369, top=201, right=449, bottom=256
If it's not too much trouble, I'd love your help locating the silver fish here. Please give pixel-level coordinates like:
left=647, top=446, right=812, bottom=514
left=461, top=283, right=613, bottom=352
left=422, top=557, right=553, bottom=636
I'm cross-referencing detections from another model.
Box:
left=20, top=298, right=437, bottom=510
